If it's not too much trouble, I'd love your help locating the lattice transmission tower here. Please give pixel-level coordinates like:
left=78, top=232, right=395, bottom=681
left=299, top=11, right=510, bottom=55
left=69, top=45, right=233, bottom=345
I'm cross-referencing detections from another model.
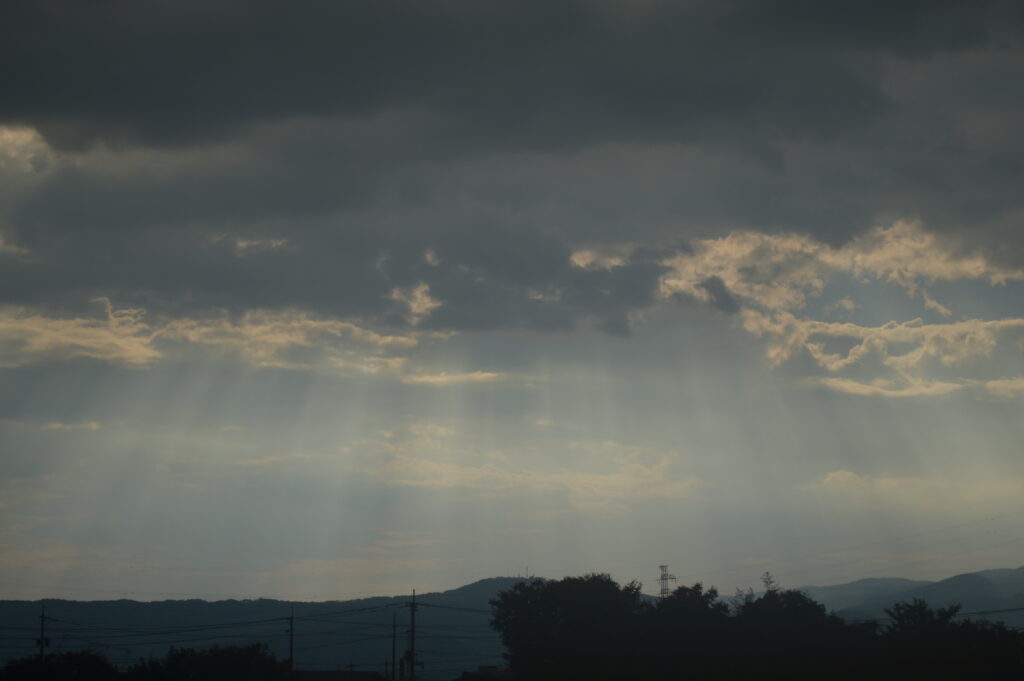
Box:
left=658, top=564, right=677, bottom=599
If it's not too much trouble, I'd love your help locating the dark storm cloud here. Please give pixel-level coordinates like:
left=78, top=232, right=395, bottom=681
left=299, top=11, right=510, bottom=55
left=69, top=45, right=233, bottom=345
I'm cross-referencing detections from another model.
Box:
left=1, top=168, right=670, bottom=332
left=4, top=0, right=989, bottom=151
left=0, top=218, right=394, bottom=317
left=725, top=0, right=1021, bottom=55
left=2, top=0, right=1022, bottom=333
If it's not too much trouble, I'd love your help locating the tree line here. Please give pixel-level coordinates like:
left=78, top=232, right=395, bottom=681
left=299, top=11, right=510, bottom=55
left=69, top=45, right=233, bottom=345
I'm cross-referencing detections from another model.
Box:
left=489, top=573, right=1024, bottom=681
left=0, top=644, right=290, bottom=681
left=4, top=573, right=1022, bottom=680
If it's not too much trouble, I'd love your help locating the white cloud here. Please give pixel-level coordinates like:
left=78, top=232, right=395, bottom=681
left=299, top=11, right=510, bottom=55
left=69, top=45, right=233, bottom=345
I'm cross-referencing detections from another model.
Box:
left=0, top=298, right=161, bottom=367
left=570, top=246, right=631, bottom=270
left=655, top=222, right=1024, bottom=398
left=0, top=303, right=512, bottom=387
left=389, top=282, right=442, bottom=325
left=234, top=237, right=288, bottom=255
left=0, top=125, right=53, bottom=176
left=660, top=221, right=1024, bottom=313
left=161, top=309, right=417, bottom=371
left=2, top=223, right=1018, bottom=402
left=841, top=221, right=1022, bottom=293
left=922, top=292, right=953, bottom=317
left=816, top=470, right=944, bottom=503
left=812, top=376, right=966, bottom=398
left=984, top=377, right=1024, bottom=398
left=744, top=311, right=1024, bottom=398
left=825, top=297, right=859, bottom=316
left=401, top=370, right=505, bottom=385
left=661, top=230, right=831, bottom=311
left=743, top=312, right=1024, bottom=372
left=44, top=421, right=102, bottom=431
left=0, top=300, right=424, bottom=375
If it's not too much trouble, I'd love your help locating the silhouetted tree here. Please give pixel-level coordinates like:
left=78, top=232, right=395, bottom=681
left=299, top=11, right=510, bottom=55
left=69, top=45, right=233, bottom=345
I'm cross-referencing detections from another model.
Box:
left=881, top=599, right=1023, bottom=680
left=0, top=650, right=119, bottom=681
left=126, top=643, right=288, bottom=681
left=490, top=574, right=646, bottom=681
left=884, top=598, right=961, bottom=636
left=731, top=579, right=872, bottom=681
left=490, top=574, right=1024, bottom=681
left=646, top=583, right=730, bottom=680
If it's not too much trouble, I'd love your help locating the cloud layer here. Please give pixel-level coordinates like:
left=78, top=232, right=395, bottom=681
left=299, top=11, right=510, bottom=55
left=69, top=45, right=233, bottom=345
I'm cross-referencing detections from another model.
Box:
left=1, top=1, right=1023, bottom=600
left=1, top=1, right=1023, bottom=334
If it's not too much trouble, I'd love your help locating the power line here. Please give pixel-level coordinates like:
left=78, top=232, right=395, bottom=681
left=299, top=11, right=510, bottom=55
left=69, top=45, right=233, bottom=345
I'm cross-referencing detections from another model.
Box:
left=417, top=631, right=497, bottom=639
left=42, top=602, right=401, bottom=638
left=293, top=635, right=392, bottom=653
left=416, top=603, right=490, bottom=614
left=46, top=614, right=289, bottom=634
left=958, top=605, right=1024, bottom=618
left=297, top=603, right=405, bottom=620
left=1, top=581, right=401, bottom=602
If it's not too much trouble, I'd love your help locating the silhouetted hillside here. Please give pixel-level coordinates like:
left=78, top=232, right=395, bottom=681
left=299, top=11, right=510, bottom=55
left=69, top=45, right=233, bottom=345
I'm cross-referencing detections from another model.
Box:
left=6, top=569, right=1024, bottom=679
left=0, top=578, right=522, bottom=681
left=974, top=566, right=1024, bottom=597
left=831, top=567, right=1024, bottom=627
left=801, top=577, right=932, bottom=612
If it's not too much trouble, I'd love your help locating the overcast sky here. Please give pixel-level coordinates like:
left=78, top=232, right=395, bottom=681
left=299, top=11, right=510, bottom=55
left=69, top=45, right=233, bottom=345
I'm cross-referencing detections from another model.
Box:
left=2, top=0, right=1024, bottom=601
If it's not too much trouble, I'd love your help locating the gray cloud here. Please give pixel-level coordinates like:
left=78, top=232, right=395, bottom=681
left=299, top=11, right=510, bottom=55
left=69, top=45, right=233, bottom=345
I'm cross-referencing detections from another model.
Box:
left=1, top=0, right=1022, bottom=334
left=8, top=0, right=1009, bottom=152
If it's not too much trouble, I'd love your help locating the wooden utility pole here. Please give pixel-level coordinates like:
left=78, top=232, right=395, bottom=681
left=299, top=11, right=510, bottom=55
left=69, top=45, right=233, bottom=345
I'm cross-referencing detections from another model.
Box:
left=409, top=591, right=417, bottom=681
left=288, top=607, right=295, bottom=675
left=37, top=604, right=47, bottom=662
left=391, top=612, right=398, bottom=681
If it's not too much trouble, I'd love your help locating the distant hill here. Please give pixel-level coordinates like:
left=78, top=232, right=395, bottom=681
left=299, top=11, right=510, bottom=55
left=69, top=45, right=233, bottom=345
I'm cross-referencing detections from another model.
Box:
left=800, top=577, right=933, bottom=612
left=975, top=566, right=1024, bottom=598
left=0, top=577, right=524, bottom=681
left=799, top=566, right=1024, bottom=627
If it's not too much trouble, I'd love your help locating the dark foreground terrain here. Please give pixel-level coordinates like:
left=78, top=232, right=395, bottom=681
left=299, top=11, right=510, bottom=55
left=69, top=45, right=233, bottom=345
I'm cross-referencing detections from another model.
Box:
left=4, top=568, right=1024, bottom=680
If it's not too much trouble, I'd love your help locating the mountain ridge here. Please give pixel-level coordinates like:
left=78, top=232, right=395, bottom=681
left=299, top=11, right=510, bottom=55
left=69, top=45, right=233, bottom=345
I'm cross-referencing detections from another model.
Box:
left=4, top=569, right=1024, bottom=677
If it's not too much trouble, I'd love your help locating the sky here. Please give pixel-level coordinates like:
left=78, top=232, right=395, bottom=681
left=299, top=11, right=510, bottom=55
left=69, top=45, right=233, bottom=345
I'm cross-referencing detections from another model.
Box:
left=1, top=0, right=1024, bottom=602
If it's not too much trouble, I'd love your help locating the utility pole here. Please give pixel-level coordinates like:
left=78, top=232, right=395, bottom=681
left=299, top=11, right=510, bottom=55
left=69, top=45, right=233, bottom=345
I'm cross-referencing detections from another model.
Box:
left=391, top=612, right=397, bottom=681
left=287, top=607, right=294, bottom=675
left=37, top=604, right=48, bottom=663
left=408, top=591, right=417, bottom=681
left=658, top=565, right=677, bottom=599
